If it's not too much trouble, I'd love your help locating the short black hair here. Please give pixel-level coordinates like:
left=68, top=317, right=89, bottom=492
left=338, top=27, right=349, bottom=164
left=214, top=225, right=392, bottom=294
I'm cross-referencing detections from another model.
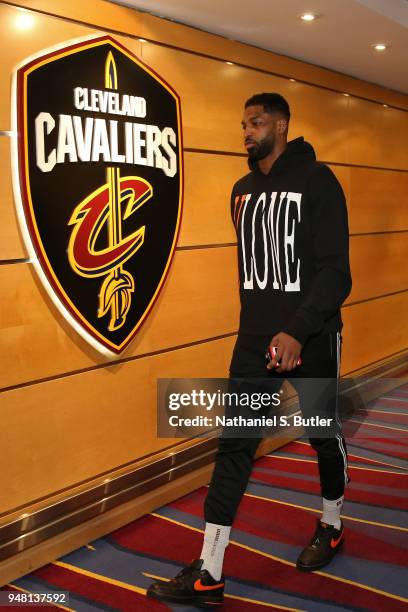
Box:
left=245, top=93, right=290, bottom=122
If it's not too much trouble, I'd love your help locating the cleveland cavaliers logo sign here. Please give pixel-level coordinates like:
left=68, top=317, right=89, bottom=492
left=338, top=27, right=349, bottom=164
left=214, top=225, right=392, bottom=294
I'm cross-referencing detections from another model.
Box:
left=13, top=35, right=183, bottom=354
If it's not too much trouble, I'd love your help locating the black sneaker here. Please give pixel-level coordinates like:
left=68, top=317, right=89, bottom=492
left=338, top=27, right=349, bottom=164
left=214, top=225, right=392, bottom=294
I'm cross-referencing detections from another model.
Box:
left=146, top=558, right=225, bottom=608
left=296, top=519, right=344, bottom=572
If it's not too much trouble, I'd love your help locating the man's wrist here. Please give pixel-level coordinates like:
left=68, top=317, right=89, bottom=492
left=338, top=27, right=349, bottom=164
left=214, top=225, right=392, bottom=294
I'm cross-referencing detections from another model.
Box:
left=281, top=318, right=309, bottom=347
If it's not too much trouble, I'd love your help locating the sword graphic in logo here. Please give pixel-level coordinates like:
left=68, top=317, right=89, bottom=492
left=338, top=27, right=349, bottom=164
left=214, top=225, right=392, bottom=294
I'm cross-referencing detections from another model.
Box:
left=68, top=52, right=153, bottom=332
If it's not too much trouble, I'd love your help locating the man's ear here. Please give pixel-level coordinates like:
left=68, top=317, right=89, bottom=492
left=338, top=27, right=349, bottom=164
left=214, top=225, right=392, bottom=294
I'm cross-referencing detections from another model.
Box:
left=277, top=119, right=288, bottom=134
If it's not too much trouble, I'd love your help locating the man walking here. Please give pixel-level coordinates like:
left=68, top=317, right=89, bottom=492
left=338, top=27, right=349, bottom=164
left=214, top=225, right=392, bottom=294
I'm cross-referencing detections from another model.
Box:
left=148, top=93, right=352, bottom=607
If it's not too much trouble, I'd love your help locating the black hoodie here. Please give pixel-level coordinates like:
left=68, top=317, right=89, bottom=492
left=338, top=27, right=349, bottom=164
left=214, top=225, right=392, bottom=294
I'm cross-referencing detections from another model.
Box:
left=231, top=137, right=352, bottom=346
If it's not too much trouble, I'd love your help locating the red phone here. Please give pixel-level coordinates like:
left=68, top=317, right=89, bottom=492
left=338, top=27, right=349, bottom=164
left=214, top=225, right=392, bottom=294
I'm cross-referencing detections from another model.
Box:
left=265, top=345, right=302, bottom=367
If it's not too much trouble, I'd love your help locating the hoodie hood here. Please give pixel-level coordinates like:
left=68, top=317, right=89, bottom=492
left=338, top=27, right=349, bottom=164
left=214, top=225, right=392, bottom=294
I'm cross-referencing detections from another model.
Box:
left=248, top=136, right=316, bottom=176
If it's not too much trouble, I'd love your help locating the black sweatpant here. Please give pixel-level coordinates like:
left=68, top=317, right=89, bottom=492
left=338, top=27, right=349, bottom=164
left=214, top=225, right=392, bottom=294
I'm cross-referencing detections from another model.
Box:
left=204, top=331, right=350, bottom=526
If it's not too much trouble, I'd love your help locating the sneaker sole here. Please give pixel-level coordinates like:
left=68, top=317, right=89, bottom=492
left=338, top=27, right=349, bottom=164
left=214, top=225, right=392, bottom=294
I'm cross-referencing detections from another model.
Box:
left=147, top=589, right=223, bottom=608
left=296, top=540, right=344, bottom=572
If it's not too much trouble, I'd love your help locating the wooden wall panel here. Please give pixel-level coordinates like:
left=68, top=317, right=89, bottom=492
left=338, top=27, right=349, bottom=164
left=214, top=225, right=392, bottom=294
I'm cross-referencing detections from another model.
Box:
left=348, top=97, right=408, bottom=171
left=181, top=152, right=244, bottom=247
left=140, top=43, right=351, bottom=162
left=349, top=167, right=408, bottom=233
left=0, top=335, right=236, bottom=513
left=4, top=0, right=408, bottom=110
left=347, top=234, right=408, bottom=304
left=0, top=136, right=26, bottom=260
left=0, top=248, right=239, bottom=389
left=342, top=292, right=408, bottom=374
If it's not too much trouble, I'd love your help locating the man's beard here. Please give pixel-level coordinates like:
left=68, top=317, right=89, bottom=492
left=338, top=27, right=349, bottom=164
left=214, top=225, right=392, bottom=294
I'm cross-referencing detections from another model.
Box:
left=247, top=137, right=274, bottom=161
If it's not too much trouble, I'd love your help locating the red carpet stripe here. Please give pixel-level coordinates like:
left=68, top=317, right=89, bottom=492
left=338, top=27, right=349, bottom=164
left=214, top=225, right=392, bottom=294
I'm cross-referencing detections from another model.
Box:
left=292, top=440, right=408, bottom=464
left=346, top=423, right=408, bottom=439
left=372, top=398, right=408, bottom=409
left=250, top=470, right=408, bottom=510
left=280, top=442, right=316, bottom=456
left=346, top=419, right=408, bottom=436
left=361, top=411, right=408, bottom=425
left=351, top=436, right=408, bottom=449
left=286, top=440, right=408, bottom=468
left=257, top=455, right=408, bottom=488
left=364, top=406, right=408, bottom=415
left=30, top=565, right=163, bottom=611
left=349, top=432, right=408, bottom=446
left=342, top=435, right=408, bottom=459
left=344, top=443, right=408, bottom=464
left=345, top=432, right=408, bottom=450
left=222, top=601, right=297, bottom=610
left=346, top=441, right=408, bottom=461
left=218, top=598, right=297, bottom=610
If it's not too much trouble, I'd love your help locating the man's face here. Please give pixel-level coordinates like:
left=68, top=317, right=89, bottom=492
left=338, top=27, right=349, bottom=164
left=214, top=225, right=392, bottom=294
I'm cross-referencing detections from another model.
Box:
left=241, top=104, right=278, bottom=161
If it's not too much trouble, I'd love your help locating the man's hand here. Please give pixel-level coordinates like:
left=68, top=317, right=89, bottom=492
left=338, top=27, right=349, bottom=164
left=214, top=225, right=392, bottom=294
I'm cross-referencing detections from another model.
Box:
left=267, top=332, right=302, bottom=373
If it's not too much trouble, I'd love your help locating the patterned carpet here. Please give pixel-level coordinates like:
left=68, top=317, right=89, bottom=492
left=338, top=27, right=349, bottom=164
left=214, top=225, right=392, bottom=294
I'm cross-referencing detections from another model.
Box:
left=3, top=382, right=408, bottom=611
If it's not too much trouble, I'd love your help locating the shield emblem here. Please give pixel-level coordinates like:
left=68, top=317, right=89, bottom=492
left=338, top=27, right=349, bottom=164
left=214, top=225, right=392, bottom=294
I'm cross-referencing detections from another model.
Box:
left=13, top=35, right=183, bottom=354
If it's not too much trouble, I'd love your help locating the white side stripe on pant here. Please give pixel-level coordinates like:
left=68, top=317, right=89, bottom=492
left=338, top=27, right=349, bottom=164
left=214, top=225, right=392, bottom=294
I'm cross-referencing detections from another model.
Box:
left=335, top=332, right=349, bottom=487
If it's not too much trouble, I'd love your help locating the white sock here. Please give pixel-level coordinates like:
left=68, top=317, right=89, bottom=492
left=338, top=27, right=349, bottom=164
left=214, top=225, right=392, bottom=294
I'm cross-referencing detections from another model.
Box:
left=199, top=522, right=231, bottom=581
left=321, top=495, right=344, bottom=530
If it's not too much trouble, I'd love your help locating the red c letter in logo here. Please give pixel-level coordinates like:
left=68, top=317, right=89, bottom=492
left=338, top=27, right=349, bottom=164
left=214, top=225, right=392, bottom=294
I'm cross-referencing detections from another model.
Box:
left=68, top=175, right=153, bottom=330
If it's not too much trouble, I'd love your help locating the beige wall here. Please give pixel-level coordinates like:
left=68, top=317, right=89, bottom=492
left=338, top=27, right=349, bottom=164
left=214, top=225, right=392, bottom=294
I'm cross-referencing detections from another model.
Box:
left=0, top=0, right=407, bottom=517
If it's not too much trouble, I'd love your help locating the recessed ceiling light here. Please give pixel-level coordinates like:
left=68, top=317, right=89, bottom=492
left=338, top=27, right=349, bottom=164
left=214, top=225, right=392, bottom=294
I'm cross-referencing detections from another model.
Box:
left=300, top=13, right=318, bottom=21
left=138, top=38, right=147, bottom=43
left=226, top=61, right=234, bottom=66
left=383, top=104, right=388, bottom=108
left=372, top=43, right=389, bottom=51
left=343, top=93, right=350, bottom=97
left=15, top=11, right=35, bottom=30
left=289, top=78, right=296, bottom=82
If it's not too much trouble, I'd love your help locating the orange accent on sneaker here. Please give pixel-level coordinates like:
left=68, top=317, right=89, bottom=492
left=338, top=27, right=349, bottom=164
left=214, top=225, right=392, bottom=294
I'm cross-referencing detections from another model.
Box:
left=194, top=579, right=224, bottom=591
left=330, top=533, right=343, bottom=548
